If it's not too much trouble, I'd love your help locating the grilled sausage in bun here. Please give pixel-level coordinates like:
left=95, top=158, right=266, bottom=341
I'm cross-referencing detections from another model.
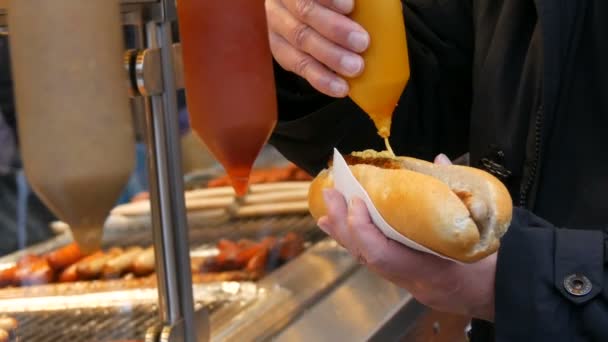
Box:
left=308, top=150, right=513, bottom=263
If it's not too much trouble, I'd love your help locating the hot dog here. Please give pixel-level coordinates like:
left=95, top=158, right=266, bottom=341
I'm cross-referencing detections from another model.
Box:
left=132, top=247, right=155, bottom=276
left=76, top=248, right=123, bottom=279
left=278, top=233, right=305, bottom=261
left=61, top=250, right=104, bottom=282
left=0, top=266, right=17, bottom=287
left=308, top=150, right=513, bottom=263
left=15, top=255, right=54, bottom=286
left=245, top=248, right=269, bottom=275
left=101, top=246, right=144, bottom=279
left=45, top=242, right=84, bottom=270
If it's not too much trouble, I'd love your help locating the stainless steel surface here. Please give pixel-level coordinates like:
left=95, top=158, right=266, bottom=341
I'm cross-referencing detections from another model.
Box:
left=202, top=237, right=426, bottom=342
left=210, top=238, right=358, bottom=341
left=163, top=311, right=207, bottom=342
left=367, top=298, right=427, bottom=342
left=273, top=267, right=417, bottom=342
left=158, top=0, right=176, bottom=21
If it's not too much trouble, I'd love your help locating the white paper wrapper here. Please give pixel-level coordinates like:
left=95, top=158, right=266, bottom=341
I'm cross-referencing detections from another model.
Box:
left=331, top=148, right=462, bottom=263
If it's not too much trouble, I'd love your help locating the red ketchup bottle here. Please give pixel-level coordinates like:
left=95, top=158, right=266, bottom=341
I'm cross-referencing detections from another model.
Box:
left=176, top=0, right=278, bottom=196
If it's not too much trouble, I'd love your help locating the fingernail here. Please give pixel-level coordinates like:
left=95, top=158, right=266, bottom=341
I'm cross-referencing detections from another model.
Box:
left=434, top=153, right=452, bottom=165
left=340, top=55, right=363, bottom=76
left=329, top=79, right=348, bottom=97
left=332, top=0, right=353, bottom=13
left=347, top=31, right=369, bottom=52
left=317, top=217, right=330, bottom=233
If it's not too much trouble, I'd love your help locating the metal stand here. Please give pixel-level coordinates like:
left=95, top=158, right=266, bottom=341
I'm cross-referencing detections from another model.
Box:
left=137, top=2, right=207, bottom=341
left=125, top=1, right=207, bottom=341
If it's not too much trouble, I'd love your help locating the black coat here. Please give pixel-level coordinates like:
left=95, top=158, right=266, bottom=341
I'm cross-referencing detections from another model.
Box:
left=269, top=0, right=608, bottom=341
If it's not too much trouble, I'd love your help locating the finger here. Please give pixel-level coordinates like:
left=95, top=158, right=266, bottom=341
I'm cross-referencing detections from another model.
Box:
left=347, top=198, right=446, bottom=279
left=347, top=197, right=393, bottom=266
left=434, top=153, right=453, bottom=165
left=322, top=189, right=354, bottom=247
left=314, top=0, right=354, bottom=14
left=269, top=32, right=349, bottom=97
left=281, top=0, right=369, bottom=53
left=347, top=197, right=373, bottom=226
left=267, top=1, right=364, bottom=78
left=347, top=197, right=375, bottom=263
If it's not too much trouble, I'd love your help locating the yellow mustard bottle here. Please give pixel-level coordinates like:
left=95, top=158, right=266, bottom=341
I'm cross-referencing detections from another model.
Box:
left=347, top=0, right=410, bottom=152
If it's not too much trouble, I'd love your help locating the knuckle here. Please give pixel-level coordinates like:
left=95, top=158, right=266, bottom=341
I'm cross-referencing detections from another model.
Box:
left=291, top=23, right=312, bottom=49
left=293, top=56, right=314, bottom=77
left=294, top=0, right=316, bottom=19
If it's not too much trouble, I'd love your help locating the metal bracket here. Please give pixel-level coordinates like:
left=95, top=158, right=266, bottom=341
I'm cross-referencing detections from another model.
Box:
left=134, top=43, right=184, bottom=96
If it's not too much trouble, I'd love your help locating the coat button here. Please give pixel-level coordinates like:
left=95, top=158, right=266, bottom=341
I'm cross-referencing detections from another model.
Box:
left=563, top=274, right=592, bottom=296
left=478, top=145, right=512, bottom=181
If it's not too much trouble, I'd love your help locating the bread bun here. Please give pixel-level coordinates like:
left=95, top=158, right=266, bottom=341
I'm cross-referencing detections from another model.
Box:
left=308, top=150, right=512, bottom=263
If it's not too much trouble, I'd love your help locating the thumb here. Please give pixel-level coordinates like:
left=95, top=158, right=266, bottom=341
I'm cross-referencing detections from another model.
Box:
left=434, top=153, right=452, bottom=165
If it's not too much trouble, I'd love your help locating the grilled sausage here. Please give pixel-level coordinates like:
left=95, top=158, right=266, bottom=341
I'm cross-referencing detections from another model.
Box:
left=76, top=248, right=122, bottom=280
left=102, top=246, right=144, bottom=279
left=132, top=247, right=155, bottom=276
left=278, top=233, right=305, bottom=261
left=0, top=266, right=17, bottom=287
left=45, top=242, right=84, bottom=271
left=14, top=255, right=54, bottom=286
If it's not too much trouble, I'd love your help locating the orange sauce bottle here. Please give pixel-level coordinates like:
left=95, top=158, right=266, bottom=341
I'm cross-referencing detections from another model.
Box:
left=348, top=0, right=410, bottom=152
left=176, top=0, right=278, bottom=196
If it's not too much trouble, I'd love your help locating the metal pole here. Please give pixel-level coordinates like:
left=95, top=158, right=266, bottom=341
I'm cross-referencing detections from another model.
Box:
left=143, top=17, right=198, bottom=342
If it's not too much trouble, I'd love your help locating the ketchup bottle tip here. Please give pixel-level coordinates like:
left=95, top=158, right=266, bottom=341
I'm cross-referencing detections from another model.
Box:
left=231, top=177, right=250, bottom=197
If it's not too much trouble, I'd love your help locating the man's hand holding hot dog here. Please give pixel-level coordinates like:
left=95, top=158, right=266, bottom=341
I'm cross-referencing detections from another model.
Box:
left=315, top=154, right=497, bottom=322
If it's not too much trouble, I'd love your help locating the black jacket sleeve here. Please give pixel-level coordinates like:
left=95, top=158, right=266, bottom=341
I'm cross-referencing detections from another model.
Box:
left=471, top=208, right=608, bottom=341
left=269, top=0, right=475, bottom=175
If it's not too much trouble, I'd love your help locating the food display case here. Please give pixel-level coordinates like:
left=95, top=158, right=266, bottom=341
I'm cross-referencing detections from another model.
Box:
left=0, top=1, right=468, bottom=341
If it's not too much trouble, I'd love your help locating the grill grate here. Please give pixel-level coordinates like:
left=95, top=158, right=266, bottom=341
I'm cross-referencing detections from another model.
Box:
left=105, top=214, right=322, bottom=248
left=11, top=301, right=225, bottom=342
left=1, top=215, right=325, bottom=341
